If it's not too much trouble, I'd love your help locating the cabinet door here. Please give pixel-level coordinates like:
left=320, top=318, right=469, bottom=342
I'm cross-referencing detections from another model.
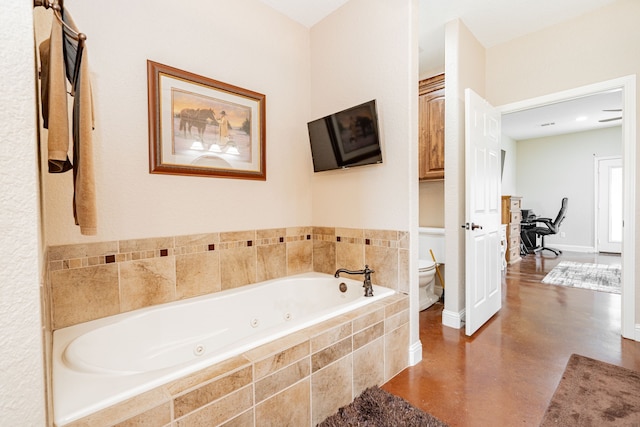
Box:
left=419, top=88, right=445, bottom=180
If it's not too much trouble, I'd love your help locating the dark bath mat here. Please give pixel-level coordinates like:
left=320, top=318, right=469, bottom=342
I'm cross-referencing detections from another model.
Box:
left=318, top=386, right=449, bottom=427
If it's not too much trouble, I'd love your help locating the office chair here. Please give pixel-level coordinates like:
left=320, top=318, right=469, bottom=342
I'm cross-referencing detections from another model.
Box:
left=522, top=197, right=568, bottom=256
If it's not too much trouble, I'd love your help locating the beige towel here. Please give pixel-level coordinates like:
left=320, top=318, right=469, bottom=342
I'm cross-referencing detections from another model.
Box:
left=46, top=16, right=72, bottom=167
left=73, top=48, right=97, bottom=235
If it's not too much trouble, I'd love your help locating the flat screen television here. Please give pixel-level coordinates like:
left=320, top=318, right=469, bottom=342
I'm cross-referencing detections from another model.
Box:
left=307, top=100, right=383, bottom=172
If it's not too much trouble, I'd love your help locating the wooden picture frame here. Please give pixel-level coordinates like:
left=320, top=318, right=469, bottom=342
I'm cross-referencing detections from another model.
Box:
left=147, top=60, right=266, bottom=180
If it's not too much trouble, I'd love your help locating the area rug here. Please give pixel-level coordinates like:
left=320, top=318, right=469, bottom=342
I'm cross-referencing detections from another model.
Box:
left=541, top=261, right=621, bottom=294
left=540, top=354, right=640, bottom=426
left=318, top=386, right=448, bottom=427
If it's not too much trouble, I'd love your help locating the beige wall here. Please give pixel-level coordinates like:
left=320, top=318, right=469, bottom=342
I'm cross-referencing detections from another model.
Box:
left=419, top=181, right=444, bottom=227
left=485, top=0, right=640, bottom=326
left=443, top=19, right=486, bottom=325
left=38, top=0, right=313, bottom=246
left=0, top=2, right=46, bottom=425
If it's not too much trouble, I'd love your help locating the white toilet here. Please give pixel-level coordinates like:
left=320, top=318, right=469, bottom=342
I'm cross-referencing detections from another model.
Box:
left=418, top=227, right=445, bottom=311
left=418, top=259, right=439, bottom=310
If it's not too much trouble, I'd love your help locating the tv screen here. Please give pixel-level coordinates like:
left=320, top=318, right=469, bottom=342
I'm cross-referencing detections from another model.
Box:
left=307, top=100, right=383, bottom=172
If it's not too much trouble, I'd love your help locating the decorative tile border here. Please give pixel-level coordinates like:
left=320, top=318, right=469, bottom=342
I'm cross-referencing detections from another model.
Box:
left=48, top=227, right=404, bottom=271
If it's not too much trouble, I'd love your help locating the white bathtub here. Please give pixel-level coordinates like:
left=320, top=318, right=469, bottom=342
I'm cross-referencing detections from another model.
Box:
left=53, top=272, right=394, bottom=426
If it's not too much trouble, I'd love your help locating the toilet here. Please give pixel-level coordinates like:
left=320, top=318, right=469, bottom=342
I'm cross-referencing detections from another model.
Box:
left=418, top=227, right=445, bottom=311
left=418, top=259, right=439, bottom=311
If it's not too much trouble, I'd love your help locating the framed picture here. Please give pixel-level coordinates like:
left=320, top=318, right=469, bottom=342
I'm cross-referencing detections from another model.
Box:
left=147, top=60, right=266, bottom=180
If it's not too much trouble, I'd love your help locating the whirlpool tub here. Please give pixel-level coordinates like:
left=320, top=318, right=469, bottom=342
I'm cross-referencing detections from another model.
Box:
left=52, top=272, right=395, bottom=425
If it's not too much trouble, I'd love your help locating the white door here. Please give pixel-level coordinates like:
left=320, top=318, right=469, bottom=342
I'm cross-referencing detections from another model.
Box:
left=464, top=89, right=502, bottom=336
left=597, top=156, right=623, bottom=253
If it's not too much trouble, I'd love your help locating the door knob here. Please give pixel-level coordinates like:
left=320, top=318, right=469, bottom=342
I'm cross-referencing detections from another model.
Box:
left=461, top=222, right=483, bottom=230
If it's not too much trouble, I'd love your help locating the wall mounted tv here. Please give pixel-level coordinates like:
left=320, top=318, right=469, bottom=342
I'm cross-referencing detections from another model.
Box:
left=307, top=100, right=383, bottom=172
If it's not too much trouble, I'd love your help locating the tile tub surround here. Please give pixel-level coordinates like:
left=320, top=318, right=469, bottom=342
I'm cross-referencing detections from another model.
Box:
left=46, top=226, right=409, bottom=330
left=56, top=294, right=409, bottom=426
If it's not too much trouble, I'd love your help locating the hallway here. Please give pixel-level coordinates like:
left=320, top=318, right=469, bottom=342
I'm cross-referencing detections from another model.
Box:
left=383, top=252, right=640, bottom=426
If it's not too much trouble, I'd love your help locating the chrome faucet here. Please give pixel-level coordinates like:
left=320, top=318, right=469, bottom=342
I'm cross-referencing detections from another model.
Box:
left=334, top=265, right=375, bottom=297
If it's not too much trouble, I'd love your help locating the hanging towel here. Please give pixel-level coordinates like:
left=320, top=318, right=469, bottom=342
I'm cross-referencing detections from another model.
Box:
left=39, top=7, right=97, bottom=235
left=41, top=15, right=73, bottom=173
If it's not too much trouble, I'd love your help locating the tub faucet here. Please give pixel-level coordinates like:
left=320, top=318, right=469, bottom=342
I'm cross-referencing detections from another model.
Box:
left=334, top=265, right=375, bottom=297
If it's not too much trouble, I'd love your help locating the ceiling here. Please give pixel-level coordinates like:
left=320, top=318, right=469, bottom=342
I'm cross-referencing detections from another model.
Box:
left=258, top=0, right=623, bottom=140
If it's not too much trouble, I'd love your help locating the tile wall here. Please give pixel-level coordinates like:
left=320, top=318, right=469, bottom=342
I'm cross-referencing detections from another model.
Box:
left=45, top=226, right=409, bottom=330
left=43, top=226, right=410, bottom=426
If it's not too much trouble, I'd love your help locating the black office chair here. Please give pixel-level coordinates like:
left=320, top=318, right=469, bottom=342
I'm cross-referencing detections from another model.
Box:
left=522, top=197, right=568, bottom=256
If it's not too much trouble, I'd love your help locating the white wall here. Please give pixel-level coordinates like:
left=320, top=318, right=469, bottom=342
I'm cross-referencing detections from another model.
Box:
left=517, top=126, right=622, bottom=250
left=485, top=0, right=640, bottom=322
left=443, top=19, right=486, bottom=327
left=0, top=2, right=46, bottom=425
left=500, top=133, right=517, bottom=196
left=39, top=0, right=313, bottom=245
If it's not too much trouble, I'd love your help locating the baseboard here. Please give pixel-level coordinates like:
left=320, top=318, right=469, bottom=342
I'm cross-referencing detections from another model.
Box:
left=634, top=324, right=640, bottom=342
left=408, top=340, right=422, bottom=366
left=442, top=308, right=465, bottom=329
left=543, top=244, right=595, bottom=253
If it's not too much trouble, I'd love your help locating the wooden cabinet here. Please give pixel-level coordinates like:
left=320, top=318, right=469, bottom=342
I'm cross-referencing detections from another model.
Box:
left=501, top=195, right=522, bottom=264
left=419, top=74, right=445, bottom=180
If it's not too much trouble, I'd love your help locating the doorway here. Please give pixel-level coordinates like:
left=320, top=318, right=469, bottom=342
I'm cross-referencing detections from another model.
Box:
left=497, top=76, right=636, bottom=340
left=596, top=156, right=623, bottom=253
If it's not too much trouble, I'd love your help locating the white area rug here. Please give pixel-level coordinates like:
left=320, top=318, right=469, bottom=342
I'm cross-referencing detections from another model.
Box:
left=541, top=261, right=621, bottom=294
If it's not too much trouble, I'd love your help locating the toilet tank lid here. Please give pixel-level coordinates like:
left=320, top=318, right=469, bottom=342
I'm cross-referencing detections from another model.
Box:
left=419, top=259, right=436, bottom=270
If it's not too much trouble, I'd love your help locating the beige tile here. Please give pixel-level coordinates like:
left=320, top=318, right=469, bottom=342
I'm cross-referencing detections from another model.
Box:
left=313, top=226, right=335, bottom=237
left=384, top=322, right=409, bottom=382
left=364, top=229, right=398, bottom=242
left=176, top=385, right=253, bottom=427
left=48, top=241, right=118, bottom=261
left=287, top=226, right=312, bottom=237
left=313, top=240, right=335, bottom=275
left=383, top=294, right=410, bottom=318
left=353, top=322, right=384, bottom=351
left=50, top=264, right=119, bottom=329
left=220, top=409, right=254, bottom=427
left=397, top=230, right=410, bottom=250
left=175, top=251, right=221, bottom=299
left=255, top=358, right=310, bottom=403
left=352, top=307, right=385, bottom=333
left=398, top=248, right=410, bottom=294
left=353, top=338, right=385, bottom=396
left=119, top=257, right=176, bottom=312
left=113, top=402, right=171, bottom=427
left=335, top=227, right=363, bottom=239
left=67, top=387, right=170, bottom=427
left=310, top=322, right=352, bottom=353
left=256, top=228, right=286, bottom=241
left=174, top=233, right=220, bottom=247
left=119, top=237, right=175, bottom=253
left=220, top=230, right=255, bottom=243
left=250, top=339, right=310, bottom=380
left=311, top=337, right=352, bottom=372
left=286, top=240, right=313, bottom=275
left=385, top=309, right=409, bottom=333
left=256, top=243, right=286, bottom=282
left=256, top=379, right=311, bottom=427
left=365, top=245, right=398, bottom=289
left=220, top=246, right=256, bottom=290
left=167, top=356, right=251, bottom=396
left=312, top=355, right=352, bottom=426
left=336, top=241, right=365, bottom=273
left=174, top=366, right=252, bottom=418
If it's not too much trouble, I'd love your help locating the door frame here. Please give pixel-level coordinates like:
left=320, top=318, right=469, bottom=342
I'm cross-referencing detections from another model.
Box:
left=497, top=75, right=636, bottom=340
left=595, top=156, right=623, bottom=254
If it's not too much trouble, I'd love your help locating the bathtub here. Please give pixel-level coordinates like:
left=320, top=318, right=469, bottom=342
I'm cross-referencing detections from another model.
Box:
left=52, top=272, right=395, bottom=426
